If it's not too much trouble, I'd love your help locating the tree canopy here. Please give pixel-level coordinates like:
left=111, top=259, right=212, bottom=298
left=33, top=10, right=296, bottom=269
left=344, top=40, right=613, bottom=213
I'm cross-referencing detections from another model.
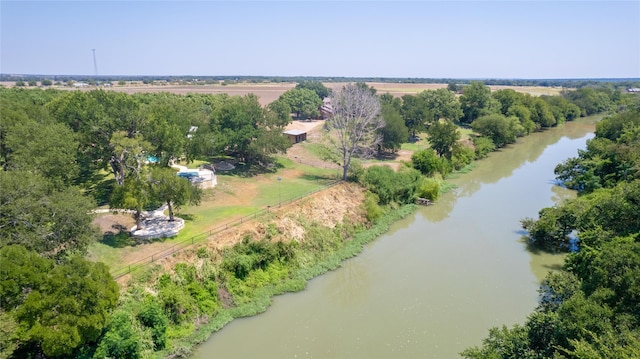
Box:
left=0, top=245, right=119, bottom=358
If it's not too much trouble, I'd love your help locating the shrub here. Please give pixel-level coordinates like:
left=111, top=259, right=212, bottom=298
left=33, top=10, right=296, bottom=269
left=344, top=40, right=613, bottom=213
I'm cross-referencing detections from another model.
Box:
left=473, top=136, right=496, bottom=159
left=347, top=160, right=365, bottom=182
left=137, top=300, right=169, bottom=350
left=452, top=146, right=475, bottom=170
left=417, top=178, right=441, bottom=201
left=363, top=191, right=383, bottom=222
left=94, top=311, right=147, bottom=359
left=362, top=166, right=423, bottom=205
left=412, top=149, right=441, bottom=176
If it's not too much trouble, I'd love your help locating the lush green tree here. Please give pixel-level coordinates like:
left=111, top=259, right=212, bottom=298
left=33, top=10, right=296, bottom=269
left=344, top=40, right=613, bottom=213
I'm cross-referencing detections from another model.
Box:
left=378, top=103, right=408, bottom=152
left=149, top=167, right=202, bottom=221
left=555, top=110, right=640, bottom=194
left=418, top=88, right=463, bottom=122
left=142, top=94, right=194, bottom=165
left=326, top=83, right=384, bottom=180
left=427, top=120, right=460, bottom=159
left=267, top=99, right=293, bottom=125
left=279, top=88, right=322, bottom=119
left=459, top=81, right=492, bottom=124
left=3, top=118, right=79, bottom=188
left=379, top=92, right=402, bottom=111
left=0, top=171, right=99, bottom=259
left=41, top=79, right=52, bottom=86
left=447, top=83, right=461, bottom=93
left=1, top=246, right=118, bottom=357
left=563, top=87, right=613, bottom=116
left=355, top=82, right=377, bottom=96
left=401, top=94, right=431, bottom=138
left=295, top=80, right=330, bottom=99
left=471, top=113, right=517, bottom=148
left=530, top=97, right=557, bottom=128
left=507, top=103, right=537, bottom=134
left=492, top=89, right=523, bottom=115
left=109, top=131, right=152, bottom=186
left=110, top=173, right=151, bottom=230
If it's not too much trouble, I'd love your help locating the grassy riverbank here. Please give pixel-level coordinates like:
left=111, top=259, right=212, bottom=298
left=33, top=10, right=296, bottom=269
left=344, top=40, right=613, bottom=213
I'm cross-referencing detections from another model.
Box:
left=160, top=203, right=416, bottom=357
left=109, top=183, right=415, bottom=358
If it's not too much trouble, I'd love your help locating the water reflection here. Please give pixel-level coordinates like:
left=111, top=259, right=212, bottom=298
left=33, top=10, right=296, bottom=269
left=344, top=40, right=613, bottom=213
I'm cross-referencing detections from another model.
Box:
left=442, top=116, right=598, bottom=217
left=326, top=257, right=370, bottom=307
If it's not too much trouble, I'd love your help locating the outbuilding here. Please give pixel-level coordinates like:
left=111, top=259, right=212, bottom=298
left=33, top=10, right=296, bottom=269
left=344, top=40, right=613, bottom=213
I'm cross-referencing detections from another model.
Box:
left=283, top=129, right=307, bottom=144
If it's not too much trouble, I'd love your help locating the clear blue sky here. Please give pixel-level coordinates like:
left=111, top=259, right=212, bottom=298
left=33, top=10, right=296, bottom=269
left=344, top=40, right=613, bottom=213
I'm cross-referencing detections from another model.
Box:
left=1, top=1, right=639, bottom=79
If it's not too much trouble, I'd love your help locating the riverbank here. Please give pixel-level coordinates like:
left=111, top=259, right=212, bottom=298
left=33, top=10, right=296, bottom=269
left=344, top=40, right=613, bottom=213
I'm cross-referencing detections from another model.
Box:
left=162, top=203, right=417, bottom=358
left=110, top=116, right=602, bottom=358
left=188, top=116, right=601, bottom=359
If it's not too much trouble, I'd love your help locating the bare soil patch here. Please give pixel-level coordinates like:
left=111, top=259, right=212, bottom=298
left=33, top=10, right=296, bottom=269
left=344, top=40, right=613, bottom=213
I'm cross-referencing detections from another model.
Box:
left=160, top=182, right=366, bottom=271
left=94, top=213, right=135, bottom=234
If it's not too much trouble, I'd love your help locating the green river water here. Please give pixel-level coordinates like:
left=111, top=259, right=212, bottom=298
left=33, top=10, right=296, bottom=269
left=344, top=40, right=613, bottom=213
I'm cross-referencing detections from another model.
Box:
left=191, top=115, right=599, bottom=359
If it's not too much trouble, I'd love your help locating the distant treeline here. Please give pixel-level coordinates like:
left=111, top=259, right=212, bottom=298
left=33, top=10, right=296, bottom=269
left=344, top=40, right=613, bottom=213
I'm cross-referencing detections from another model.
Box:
left=2, top=73, right=639, bottom=89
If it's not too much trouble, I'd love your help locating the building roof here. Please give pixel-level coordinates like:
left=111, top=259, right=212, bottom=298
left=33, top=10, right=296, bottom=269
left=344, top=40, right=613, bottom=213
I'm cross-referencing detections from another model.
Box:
left=283, top=129, right=307, bottom=136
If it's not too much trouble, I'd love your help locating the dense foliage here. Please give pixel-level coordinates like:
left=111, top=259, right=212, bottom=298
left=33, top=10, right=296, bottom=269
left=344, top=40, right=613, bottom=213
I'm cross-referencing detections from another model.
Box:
left=463, top=104, right=640, bottom=358
left=1, top=81, right=633, bottom=358
left=0, top=245, right=119, bottom=357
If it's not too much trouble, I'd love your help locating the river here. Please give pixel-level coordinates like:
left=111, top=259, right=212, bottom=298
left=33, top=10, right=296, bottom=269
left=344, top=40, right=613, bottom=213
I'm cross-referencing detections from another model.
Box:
left=192, top=116, right=599, bottom=359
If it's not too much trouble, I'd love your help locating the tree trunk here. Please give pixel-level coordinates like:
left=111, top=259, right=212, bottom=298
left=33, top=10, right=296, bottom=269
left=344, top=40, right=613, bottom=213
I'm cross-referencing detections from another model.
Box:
left=135, top=209, right=143, bottom=230
left=167, top=201, right=174, bottom=222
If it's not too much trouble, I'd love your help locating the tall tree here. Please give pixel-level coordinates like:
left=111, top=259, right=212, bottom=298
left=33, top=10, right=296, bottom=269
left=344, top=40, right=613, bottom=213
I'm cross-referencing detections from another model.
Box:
left=295, top=80, right=330, bottom=99
left=427, top=120, right=460, bottom=159
left=109, top=131, right=151, bottom=186
left=278, top=88, right=322, bottom=119
left=0, top=171, right=99, bottom=259
left=150, top=167, right=202, bottom=221
left=401, top=94, right=431, bottom=138
left=418, top=88, right=463, bottom=122
left=378, top=103, right=408, bottom=153
left=460, top=81, right=492, bottom=124
left=110, top=173, right=151, bottom=230
left=326, top=83, right=384, bottom=180
left=3, top=118, right=79, bottom=188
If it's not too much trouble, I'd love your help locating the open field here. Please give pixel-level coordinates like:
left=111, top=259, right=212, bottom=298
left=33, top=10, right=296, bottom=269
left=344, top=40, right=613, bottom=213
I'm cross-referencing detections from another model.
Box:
left=2, top=81, right=566, bottom=106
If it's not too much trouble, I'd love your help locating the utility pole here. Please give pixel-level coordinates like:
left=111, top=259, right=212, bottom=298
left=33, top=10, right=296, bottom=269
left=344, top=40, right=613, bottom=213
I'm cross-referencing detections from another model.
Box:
left=92, top=49, right=98, bottom=78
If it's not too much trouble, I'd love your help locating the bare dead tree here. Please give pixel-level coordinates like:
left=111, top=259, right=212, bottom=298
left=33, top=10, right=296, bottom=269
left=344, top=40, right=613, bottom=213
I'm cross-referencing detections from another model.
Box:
left=326, top=83, right=384, bottom=180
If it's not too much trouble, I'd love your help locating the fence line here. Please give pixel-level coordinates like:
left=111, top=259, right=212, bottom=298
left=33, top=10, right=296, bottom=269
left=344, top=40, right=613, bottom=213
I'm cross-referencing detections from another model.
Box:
left=110, top=179, right=342, bottom=279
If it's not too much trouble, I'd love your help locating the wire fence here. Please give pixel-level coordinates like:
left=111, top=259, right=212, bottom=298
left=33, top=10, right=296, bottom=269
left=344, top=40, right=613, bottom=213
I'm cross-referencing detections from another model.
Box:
left=110, top=179, right=343, bottom=279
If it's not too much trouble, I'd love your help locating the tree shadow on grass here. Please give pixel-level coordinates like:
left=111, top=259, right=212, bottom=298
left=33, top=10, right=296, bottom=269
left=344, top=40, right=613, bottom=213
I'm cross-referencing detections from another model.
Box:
left=299, top=173, right=338, bottom=183
left=101, top=230, right=136, bottom=248
left=374, top=151, right=402, bottom=161
left=88, top=178, right=117, bottom=206
left=176, top=213, right=196, bottom=222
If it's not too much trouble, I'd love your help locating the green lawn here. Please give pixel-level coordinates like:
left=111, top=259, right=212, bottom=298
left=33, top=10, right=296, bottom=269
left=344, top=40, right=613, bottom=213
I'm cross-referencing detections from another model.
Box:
left=88, top=154, right=340, bottom=270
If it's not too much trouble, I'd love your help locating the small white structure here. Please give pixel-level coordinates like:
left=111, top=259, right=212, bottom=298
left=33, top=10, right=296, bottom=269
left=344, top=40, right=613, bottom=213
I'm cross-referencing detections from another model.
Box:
left=172, top=163, right=217, bottom=189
